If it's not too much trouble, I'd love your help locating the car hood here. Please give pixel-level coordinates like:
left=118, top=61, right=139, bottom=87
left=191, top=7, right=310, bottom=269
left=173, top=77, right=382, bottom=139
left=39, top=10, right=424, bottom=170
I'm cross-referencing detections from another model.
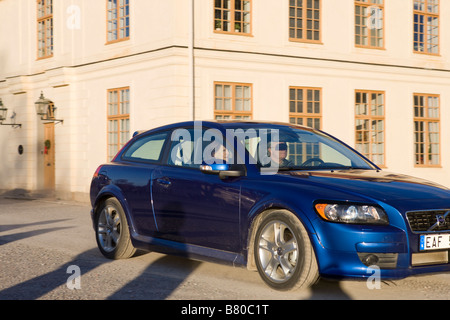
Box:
left=282, top=169, right=450, bottom=209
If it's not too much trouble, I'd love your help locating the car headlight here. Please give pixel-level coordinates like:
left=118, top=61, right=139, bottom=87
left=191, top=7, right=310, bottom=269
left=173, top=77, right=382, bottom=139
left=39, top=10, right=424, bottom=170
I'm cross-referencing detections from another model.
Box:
left=314, top=203, right=389, bottom=225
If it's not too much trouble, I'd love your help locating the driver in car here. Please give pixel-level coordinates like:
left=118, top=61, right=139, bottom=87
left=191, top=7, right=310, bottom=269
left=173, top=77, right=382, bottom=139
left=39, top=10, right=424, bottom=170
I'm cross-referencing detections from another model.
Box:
left=266, top=141, right=294, bottom=168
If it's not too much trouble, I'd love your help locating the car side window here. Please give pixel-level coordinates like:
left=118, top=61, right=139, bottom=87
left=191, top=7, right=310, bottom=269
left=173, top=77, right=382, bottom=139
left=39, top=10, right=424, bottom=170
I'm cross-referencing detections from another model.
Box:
left=166, top=127, right=235, bottom=168
left=122, top=132, right=168, bottom=162
left=167, top=127, right=232, bottom=168
left=167, top=128, right=198, bottom=168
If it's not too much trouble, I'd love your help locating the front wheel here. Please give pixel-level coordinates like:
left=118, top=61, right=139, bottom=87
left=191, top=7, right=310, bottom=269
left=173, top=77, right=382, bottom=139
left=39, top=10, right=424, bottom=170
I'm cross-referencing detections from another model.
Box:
left=254, top=210, right=319, bottom=291
left=95, top=198, right=136, bottom=259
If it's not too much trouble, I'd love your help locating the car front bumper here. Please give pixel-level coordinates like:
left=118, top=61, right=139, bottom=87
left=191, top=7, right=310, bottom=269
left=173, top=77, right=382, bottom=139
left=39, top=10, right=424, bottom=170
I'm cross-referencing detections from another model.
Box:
left=310, top=218, right=450, bottom=279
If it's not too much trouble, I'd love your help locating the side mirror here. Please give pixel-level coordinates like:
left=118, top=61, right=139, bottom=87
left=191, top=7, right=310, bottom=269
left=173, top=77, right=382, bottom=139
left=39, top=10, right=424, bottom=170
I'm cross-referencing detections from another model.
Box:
left=200, top=163, right=246, bottom=179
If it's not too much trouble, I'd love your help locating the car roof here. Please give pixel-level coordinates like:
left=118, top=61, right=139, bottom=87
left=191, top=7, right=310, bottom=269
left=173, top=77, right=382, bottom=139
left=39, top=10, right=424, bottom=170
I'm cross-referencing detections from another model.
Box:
left=133, top=120, right=317, bottom=137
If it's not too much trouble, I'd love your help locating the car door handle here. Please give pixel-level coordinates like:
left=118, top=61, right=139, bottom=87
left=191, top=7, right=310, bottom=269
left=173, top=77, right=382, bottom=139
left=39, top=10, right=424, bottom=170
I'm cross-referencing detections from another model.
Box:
left=156, top=178, right=171, bottom=186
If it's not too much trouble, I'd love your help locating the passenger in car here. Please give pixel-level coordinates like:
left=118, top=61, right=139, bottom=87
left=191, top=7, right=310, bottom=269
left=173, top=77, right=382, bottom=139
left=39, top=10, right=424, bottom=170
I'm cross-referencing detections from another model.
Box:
left=205, top=140, right=231, bottom=164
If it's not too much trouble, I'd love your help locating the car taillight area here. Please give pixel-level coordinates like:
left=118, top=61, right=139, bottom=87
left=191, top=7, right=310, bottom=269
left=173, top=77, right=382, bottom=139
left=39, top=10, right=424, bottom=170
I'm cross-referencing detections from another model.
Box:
left=90, top=165, right=109, bottom=206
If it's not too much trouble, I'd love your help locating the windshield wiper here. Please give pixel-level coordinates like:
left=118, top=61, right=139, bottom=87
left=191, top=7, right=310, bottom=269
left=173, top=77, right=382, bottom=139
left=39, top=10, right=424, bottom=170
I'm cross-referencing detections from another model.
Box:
left=279, top=166, right=373, bottom=171
left=260, top=166, right=308, bottom=173
left=261, top=165, right=375, bottom=172
left=277, top=166, right=310, bottom=171
left=335, top=166, right=373, bottom=170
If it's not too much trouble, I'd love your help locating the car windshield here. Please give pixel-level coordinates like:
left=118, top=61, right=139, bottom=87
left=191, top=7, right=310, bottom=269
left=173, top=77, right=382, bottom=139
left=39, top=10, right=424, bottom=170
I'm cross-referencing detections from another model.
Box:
left=231, top=125, right=376, bottom=172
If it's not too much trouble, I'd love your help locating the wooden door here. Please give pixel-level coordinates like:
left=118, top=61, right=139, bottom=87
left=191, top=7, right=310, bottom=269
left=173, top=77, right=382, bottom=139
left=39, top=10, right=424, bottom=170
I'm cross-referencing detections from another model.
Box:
left=43, top=123, right=55, bottom=190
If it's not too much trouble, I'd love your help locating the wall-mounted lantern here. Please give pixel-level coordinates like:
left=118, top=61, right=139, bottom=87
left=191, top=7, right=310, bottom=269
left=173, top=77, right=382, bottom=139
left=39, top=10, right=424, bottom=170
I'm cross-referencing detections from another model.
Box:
left=35, top=92, right=64, bottom=124
left=0, top=98, right=22, bottom=129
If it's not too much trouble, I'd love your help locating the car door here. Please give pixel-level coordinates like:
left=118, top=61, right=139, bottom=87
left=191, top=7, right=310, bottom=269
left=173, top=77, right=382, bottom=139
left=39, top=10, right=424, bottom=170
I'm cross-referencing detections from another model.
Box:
left=151, top=126, right=242, bottom=252
left=117, top=131, right=170, bottom=237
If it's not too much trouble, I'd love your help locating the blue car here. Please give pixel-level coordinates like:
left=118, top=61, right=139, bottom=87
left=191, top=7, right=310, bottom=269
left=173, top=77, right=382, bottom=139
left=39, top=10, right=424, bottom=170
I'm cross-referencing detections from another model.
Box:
left=90, top=121, right=450, bottom=290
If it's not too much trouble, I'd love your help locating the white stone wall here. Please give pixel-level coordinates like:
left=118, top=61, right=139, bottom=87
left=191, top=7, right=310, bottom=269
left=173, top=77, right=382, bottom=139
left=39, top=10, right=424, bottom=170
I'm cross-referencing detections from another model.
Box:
left=0, top=0, right=449, bottom=200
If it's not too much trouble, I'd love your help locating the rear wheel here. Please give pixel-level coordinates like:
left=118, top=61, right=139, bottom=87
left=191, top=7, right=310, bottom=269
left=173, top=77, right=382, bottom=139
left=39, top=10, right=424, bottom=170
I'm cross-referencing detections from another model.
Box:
left=254, top=210, right=319, bottom=290
left=95, top=198, right=136, bottom=259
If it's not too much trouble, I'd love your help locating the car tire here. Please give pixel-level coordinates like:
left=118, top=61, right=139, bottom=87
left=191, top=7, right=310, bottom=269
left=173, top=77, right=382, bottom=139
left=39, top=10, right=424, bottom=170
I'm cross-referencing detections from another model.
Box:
left=254, top=210, right=319, bottom=291
left=95, top=198, right=136, bottom=259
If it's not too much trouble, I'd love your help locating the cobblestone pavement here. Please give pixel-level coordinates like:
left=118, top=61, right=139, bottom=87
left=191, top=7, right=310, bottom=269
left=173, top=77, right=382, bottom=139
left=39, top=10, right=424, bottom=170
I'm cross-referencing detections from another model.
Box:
left=0, top=197, right=449, bottom=300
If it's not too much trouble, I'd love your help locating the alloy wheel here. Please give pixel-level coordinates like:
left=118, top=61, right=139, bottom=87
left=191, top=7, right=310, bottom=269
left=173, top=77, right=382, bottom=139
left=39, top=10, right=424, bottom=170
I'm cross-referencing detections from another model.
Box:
left=257, top=220, right=299, bottom=283
left=97, top=204, right=122, bottom=253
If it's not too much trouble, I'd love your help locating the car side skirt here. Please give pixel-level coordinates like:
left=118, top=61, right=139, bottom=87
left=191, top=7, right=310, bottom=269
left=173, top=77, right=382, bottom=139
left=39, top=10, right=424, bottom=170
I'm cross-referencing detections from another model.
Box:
left=130, top=232, right=247, bottom=268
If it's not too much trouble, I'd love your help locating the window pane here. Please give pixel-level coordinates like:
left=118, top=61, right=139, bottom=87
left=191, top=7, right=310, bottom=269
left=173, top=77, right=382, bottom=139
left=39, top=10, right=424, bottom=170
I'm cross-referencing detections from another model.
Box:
left=215, top=99, right=223, bottom=110
left=235, top=99, right=243, bottom=111
left=37, top=0, right=53, bottom=58
left=289, top=87, right=321, bottom=129
left=290, top=0, right=320, bottom=41
left=124, top=132, right=168, bottom=162
left=215, top=0, right=251, bottom=34
left=107, top=0, right=129, bottom=42
left=413, top=94, right=440, bottom=166
left=224, top=85, right=232, bottom=97
left=215, top=84, right=223, bottom=97
left=108, top=88, right=131, bottom=161
left=224, top=99, right=232, bottom=110
left=355, top=2, right=384, bottom=48
left=355, top=91, right=385, bottom=165
left=214, top=82, right=252, bottom=119
left=235, top=86, right=243, bottom=98
left=414, top=1, right=439, bottom=54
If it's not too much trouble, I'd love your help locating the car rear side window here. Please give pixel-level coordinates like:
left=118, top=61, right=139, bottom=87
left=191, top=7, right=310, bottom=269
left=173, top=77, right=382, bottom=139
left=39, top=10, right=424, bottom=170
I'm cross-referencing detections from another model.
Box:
left=122, top=132, right=168, bottom=163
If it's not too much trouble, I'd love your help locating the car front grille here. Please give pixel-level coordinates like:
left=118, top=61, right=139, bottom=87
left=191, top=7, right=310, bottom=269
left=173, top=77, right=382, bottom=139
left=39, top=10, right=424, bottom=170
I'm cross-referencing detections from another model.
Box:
left=406, top=210, right=450, bottom=233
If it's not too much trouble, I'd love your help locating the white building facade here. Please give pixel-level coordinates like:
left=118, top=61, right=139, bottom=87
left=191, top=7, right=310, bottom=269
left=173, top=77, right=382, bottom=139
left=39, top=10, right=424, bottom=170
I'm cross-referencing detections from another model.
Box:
left=0, top=0, right=449, bottom=201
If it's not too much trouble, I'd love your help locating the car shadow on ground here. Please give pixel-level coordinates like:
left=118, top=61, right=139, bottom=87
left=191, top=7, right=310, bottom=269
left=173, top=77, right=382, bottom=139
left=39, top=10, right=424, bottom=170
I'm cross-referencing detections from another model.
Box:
left=308, top=279, right=352, bottom=300
left=0, top=207, right=350, bottom=300
left=0, top=247, right=201, bottom=300
left=0, top=219, right=72, bottom=246
left=107, top=254, right=201, bottom=300
left=0, top=241, right=354, bottom=300
left=0, top=248, right=104, bottom=300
